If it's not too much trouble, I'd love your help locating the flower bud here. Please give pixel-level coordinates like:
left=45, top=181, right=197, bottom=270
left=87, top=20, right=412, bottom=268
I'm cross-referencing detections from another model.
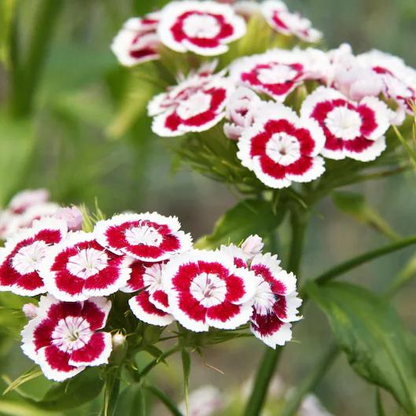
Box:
left=22, top=303, right=38, bottom=319
left=54, top=206, right=83, bottom=231
left=241, top=234, right=264, bottom=259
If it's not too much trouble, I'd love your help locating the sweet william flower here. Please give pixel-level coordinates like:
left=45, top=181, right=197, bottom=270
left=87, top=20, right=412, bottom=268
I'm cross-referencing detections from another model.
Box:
left=163, top=250, right=256, bottom=332
left=40, top=231, right=132, bottom=301
left=261, top=0, right=322, bottom=43
left=148, top=71, right=234, bottom=137
left=0, top=218, right=67, bottom=296
left=95, top=212, right=192, bottom=262
left=8, top=189, right=50, bottom=215
left=157, top=1, right=246, bottom=56
left=237, top=102, right=326, bottom=189
left=111, top=14, right=161, bottom=66
left=124, top=261, right=174, bottom=326
left=21, top=295, right=112, bottom=382
left=241, top=234, right=264, bottom=260
left=53, top=206, right=83, bottom=231
left=301, top=86, right=391, bottom=161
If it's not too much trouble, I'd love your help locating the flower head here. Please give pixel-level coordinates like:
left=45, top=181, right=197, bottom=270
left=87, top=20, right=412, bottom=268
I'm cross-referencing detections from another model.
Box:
left=111, top=14, right=161, bottom=66
left=95, top=212, right=192, bottom=261
left=125, top=261, right=174, bottom=326
left=163, top=250, right=256, bottom=332
left=241, top=234, right=264, bottom=260
left=230, top=49, right=329, bottom=102
left=249, top=253, right=301, bottom=348
left=237, top=102, right=326, bottom=188
left=0, top=218, right=67, bottom=296
left=40, top=231, right=132, bottom=301
left=21, top=295, right=112, bottom=381
left=301, top=87, right=391, bottom=161
left=261, top=1, right=322, bottom=43
left=9, top=189, right=50, bottom=215
left=148, top=71, right=234, bottom=137
left=54, top=206, right=83, bottom=231
left=158, top=1, right=246, bottom=56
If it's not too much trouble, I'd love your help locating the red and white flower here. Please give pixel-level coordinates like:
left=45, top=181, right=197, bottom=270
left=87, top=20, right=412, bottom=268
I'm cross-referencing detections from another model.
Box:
left=224, top=87, right=262, bottom=140
left=148, top=71, right=234, bottom=137
left=21, top=295, right=112, bottom=382
left=95, top=213, right=192, bottom=262
left=249, top=253, right=301, bottom=348
left=237, top=102, right=326, bottom=188
left=157, top=1, right=246, bottom=56
left=111, top=14, right=160, bottom=66
left=230, top=49, right=329, bottom=102
left=0, top=218, right=67, bottom=296
left=40, top=231, right=132, bottom=301
left=125, top=261, right=174, bottom=326
left=301, top=87, right=391, bottom=161
left=163, top=250, right=256, bottom=332
left=9, top=189, right=50, bottom=215
left=261, top=1, right=322, bottom=43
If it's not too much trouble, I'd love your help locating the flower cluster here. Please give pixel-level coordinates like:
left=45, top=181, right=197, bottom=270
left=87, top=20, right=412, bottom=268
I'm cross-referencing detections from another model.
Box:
left=112, top=0, right=416, bottom=190
left=1, top=206, right=300, bottom=381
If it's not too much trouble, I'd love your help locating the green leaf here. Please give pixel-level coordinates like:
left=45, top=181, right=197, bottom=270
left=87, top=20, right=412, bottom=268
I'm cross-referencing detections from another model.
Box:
left=332, top=191, right=400, bottom=240
left=0, top=115, right=34, bottom=205
left=181, top=349, right=191, bottom=415
left=388, top=252, right=416, bottom=295
left=32, top=368, right=104, bottom=411
left=0, top=0, right=17, bottom=68
left=0, top=399, right=60, bottom=416
left=195, top=199, right=286, bottom=249
left=2, top=367, right=43, bottom=396
left=145, top=385, right=183, bottom=416
left=114, top=384, right=146, bottom=416
left=102, top=369, right=121, bottom=416
left=307, top=282, right=416, bottom=414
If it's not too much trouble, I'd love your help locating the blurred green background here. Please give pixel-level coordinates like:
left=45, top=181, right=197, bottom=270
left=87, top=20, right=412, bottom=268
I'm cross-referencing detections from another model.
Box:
left=0, top=0, right=416, bottom=415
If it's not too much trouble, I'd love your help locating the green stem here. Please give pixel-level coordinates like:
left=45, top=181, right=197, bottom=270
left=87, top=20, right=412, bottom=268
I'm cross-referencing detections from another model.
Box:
left=138, top=345, right=181, bottom=379
left=10, top=0, right=63, bottom=117
left=278, top=344, right=339, bottom=416
left=145, top=385, right=184, bottom=416
left=243, top=207, right=308, bottom=416
left=312, top=234, right=416, bottom=288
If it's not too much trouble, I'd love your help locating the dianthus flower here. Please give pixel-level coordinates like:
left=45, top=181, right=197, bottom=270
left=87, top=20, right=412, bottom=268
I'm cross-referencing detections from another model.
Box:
left=21, top=295, right=112, bottom=381
left=237, top=102, right=326, bottom=188
left=148, top=71, right=234, bottom=137
left=40, top=231, right=132, bottom=301
left=157, top=1, right=246, bottom=56
left=261, top=1, right=322, bottom=43
left=163, top=250, right=256, bottom=332
left=95, top=213, right=192, bottom=261
left=301, top=86, right=391, bottom=161
left=111, top=14, right=161, bottom=66
left=0, top=218, right=67, bottom=296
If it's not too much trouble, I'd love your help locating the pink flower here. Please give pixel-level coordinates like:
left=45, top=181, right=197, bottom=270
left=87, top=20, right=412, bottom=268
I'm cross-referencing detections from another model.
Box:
left=124, top=261, right=174, bottom=326
left=148, top=71, right=234, bottom=137
left=233, top=1, right=261, bottom=20
left=40, top=231, right=132, bottom=301
left=237, top=102, right=326, bottom=189
left=0, top=218, right=67, bottom=296
left=179, top=385, right=225, bottom=416
left=111, top=14, right=161, bottom=66
left=249, top=253, right=301, bottom=348
left=21, top=295, right=112, bottom=382
left=54, top=206, right=83, bottom=231
left=224, top=88, right=262, bottom=140
left=9, top=189, right=50, bottom=215
left=261, top=1, right=322, bottom=43
left=158, top=1, right=246, bottom=56
left=163, top=250, right=256, bottom=332
left=95, top=213, right=193, bottom=262
left=230, top=48, right=329, bottom=102
left=301, top=87, right=391, bottom=161
left=22, top=303, right=38, bottom=319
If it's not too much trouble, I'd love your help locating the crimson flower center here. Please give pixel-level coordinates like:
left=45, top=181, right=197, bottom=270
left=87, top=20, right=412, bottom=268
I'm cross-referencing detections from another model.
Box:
left=266, top=132, right=301, bottom=165
left=190, top=272, right=227, bottom=307
left=182, top=14, right=221, bottom=38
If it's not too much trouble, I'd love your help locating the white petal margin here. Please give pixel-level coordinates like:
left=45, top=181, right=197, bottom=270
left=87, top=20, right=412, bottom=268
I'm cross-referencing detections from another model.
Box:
left=157, top=1, right=246, bottom=56
left=344, top=136, right=387, bottom=162
left=128, top=295, right=175, bottom=326
left=251, top=320, right=293, bottom=349
left=279, top=291, right=303, bottom=323
left=207, top=301, right=254, bottom=330
left=87, top=297, right=113, bottom=329
left=68, top=332, right=113, bottom=367
left=359, top=96, right=391, bottom=141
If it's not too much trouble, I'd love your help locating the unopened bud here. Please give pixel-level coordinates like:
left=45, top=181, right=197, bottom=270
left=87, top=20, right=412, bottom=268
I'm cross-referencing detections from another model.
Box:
left=241, top=234, right=264, bottom=259
left=54, top=206, right=83, bottom=231
left=23, top=303, right=38, bottom=319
